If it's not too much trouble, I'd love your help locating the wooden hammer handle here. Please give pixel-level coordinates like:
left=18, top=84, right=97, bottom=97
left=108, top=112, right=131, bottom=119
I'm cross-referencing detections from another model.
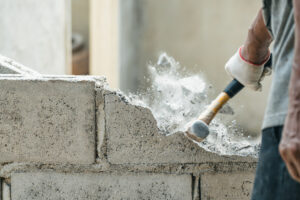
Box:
left=198, top=92, right=230, bottom=125
left=198, top=54, right=272, bottom=125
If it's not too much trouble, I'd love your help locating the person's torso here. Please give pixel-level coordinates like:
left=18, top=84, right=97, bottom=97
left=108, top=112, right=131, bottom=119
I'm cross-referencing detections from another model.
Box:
left=262, top=0, right=294, bottom=129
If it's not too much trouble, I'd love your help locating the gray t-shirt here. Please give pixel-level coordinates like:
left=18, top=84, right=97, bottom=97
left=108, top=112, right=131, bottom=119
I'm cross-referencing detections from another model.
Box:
left=262, top=0, right=294, bottom=129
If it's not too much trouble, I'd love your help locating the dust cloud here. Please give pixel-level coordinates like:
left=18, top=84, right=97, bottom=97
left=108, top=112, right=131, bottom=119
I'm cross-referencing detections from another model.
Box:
left=129, top=53, right=260, bottom=157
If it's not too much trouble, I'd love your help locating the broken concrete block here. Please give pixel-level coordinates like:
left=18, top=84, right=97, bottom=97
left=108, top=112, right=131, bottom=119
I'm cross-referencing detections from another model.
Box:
left=0, top=77, right=96, bottom=164
left=0, top=55, right=40, bottom=75
left=201, top=172, right=254, bottom=200
left=11, top=172, right=192, bottom=200
left=105, top=93, right=256, bottom=165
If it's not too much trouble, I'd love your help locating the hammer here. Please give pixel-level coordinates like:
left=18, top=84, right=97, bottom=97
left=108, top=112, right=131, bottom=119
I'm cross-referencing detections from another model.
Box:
left=185, top=55, right=272, bottom=143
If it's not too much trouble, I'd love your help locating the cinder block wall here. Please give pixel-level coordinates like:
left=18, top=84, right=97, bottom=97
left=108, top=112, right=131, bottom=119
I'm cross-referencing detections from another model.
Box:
left=0, top=58, right=258, bottom=200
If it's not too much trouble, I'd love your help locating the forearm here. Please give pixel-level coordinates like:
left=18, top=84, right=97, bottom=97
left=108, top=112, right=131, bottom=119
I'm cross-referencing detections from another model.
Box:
left=278, top=0, right=300, bottom=183
left=242, top=9, right=273, bottom=64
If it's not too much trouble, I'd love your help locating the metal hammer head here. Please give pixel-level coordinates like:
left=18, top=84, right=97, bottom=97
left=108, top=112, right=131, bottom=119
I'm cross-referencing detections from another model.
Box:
left=185, top=120, right=210, bottom=142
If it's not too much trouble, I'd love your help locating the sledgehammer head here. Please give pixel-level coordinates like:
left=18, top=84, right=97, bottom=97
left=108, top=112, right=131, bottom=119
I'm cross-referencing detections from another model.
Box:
left=185, top=92, right=231, bottom=142
left=185, top=120, right=209, bottom=142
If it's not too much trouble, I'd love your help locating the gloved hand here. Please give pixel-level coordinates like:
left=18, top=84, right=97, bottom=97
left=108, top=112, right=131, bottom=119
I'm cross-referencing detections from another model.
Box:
left=225, top=47, right=271, bottom=91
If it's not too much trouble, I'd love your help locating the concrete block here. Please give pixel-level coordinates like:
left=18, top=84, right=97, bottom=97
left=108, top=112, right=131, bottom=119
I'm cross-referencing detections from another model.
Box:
left=11, top=172, right=192, bottom=200
left=0, top=77, right=96, bottom=164
left=105, top=93, right=256, bottom=165
left=201, top=172, right=255, bottom=200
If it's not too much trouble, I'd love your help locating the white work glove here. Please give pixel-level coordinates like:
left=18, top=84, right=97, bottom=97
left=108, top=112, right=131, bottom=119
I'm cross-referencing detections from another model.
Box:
left=225, top=47, right=271, bottom=91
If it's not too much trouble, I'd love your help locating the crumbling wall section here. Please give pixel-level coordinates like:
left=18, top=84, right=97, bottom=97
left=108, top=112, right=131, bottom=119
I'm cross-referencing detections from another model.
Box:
left=0, top=59, right=258, bottom=200
left=0, top=55, right=40, bottom=75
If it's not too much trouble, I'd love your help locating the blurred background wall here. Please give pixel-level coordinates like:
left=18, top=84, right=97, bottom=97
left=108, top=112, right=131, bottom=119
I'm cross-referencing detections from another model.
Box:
left=72, top=0, right=89, bottom=46
left=0, top=0, right=71, bottom=74
left=90, top=0, right=119, bottom=88
left=72, top=0, right=90, bottom=75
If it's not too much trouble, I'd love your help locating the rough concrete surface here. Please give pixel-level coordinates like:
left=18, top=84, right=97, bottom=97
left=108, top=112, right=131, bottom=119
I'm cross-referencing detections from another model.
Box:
left=105, top=93, right=257, bottom=165
left=11, top=172, right=192, bottom=200
left=201, top=172, right=255, bottom=200
left=0, top=77, right=96, bottom=164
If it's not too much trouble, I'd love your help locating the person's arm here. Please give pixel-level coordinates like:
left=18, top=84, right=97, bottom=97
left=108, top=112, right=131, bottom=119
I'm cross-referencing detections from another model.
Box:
left=242, top=9, right=273, bottom=64
left=279, top=0, right=300, bottom=183
left=225, top=9, right=273, bottom=91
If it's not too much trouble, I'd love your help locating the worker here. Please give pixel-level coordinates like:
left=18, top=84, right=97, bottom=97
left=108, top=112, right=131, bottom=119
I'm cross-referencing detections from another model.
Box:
left=225, top=0, right=300, bottom=199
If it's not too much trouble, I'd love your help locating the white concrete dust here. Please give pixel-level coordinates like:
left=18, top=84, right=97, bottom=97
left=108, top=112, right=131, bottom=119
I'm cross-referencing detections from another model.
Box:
left=129, top=53, right=260, bottom=157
